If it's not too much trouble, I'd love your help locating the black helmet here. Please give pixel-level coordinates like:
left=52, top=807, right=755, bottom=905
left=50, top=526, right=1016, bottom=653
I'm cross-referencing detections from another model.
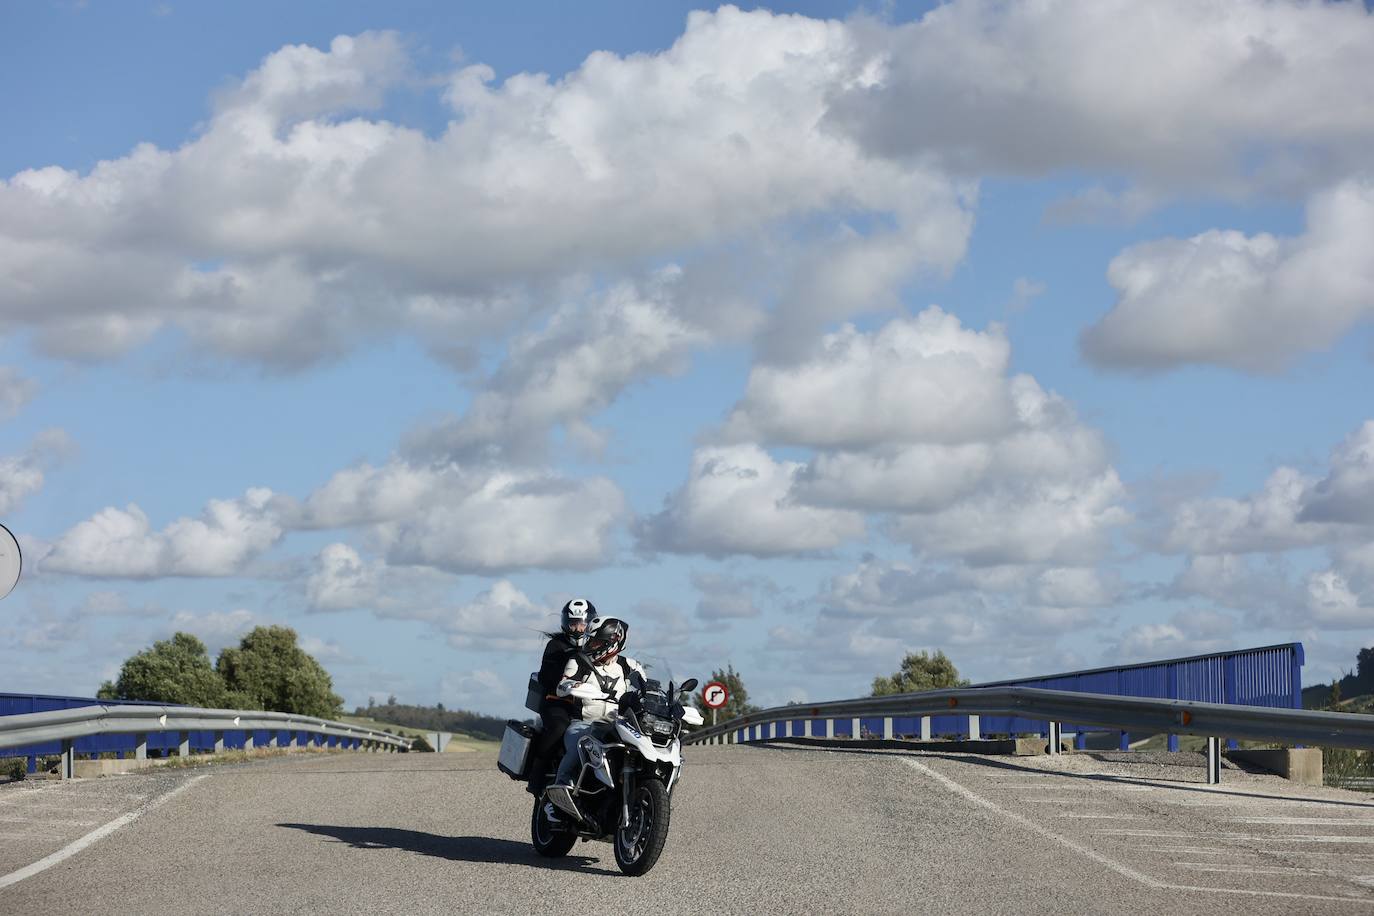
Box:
left=561, top=598, right=595, bottom=647
left=585, top=616, right=628, bottom=664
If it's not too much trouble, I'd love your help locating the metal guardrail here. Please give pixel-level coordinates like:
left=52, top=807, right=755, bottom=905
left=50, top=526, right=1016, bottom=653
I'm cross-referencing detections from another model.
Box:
left=686, top=686, right=1374, bottom=784
left=0, top=703, right=411, bottom=778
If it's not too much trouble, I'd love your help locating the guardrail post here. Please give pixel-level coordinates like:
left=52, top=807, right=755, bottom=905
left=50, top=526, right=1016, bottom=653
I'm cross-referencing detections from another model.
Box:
left=920, top=716, right=931, bottom=741
left=1167, top=734, right=1179, bottom=752
left=244, top=731, right=254, bottom=751
left=825, top=719, right=835, bottom=739
left=214, top=731, right=225, bottom=754
left=768, top=722, right=776, bottom=739
left=1206, top=736, right=1222, bottom=784
left=135, top=733, right=148, bottom=761
left=60, top=739, right=75, bottom=780
left=1047, top=721, right=1061, bottom=755
left=1118, top=731, right=1130, bottom=751
left=883, top=717, right=893, bottom=740
left=178, top=731, right=190, bottom=758
left=804, top=719, right=813, bottom=738
left=968, top=715, right=981, bottom=741
left=268, top=731, right=278, bottom=749
left=784, top=720, right=792, bottom=738
left=851, top=717, right=860, bottom=739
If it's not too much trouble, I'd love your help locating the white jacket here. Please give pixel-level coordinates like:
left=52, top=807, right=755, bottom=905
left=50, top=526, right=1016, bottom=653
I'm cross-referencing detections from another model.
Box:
left=556, top=654, right=646, bottom=722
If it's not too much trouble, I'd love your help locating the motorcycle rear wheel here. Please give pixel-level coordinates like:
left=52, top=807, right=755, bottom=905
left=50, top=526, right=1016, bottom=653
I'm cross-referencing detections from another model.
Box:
left=614, top=778, right=671, bottom=876
left=531, top=796, right=577, bottom=857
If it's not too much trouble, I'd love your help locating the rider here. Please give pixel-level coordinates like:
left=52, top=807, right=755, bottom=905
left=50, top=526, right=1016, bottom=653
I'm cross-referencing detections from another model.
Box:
left=545, top=615, right=645, bottom=817
left=528, top=598, right=593, bottom=796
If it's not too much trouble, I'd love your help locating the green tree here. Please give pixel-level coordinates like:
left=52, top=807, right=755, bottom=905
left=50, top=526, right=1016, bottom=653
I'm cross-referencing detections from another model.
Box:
left=872, top=650, right=969, bottom=696
left=216, top=625, right=343, bottom=718
left=96, top=633, right=230, bottom=707
left=693, top=663, right=759, bottom=724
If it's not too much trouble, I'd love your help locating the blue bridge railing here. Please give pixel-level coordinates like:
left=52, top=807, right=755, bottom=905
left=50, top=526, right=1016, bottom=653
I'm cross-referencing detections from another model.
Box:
left=0, top=692, right=374, bottom=774
left=768, top=643, right=1304, bottom=750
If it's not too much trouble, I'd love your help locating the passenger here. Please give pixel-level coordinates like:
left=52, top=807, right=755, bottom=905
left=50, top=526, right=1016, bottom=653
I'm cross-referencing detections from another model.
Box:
left=528, top=598, right=593, bottom=798
left=545, top=615, right=645, bottom=818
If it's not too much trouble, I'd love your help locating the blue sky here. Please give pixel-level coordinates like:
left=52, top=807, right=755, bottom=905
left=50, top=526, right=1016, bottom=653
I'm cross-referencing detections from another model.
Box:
left=3, top=1, right=1373, bottom=717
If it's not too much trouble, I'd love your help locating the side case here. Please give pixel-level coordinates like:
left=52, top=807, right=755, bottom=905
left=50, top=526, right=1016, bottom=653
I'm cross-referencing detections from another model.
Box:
left=497, top=719, right=538, bottom=780
left=525, top=673, right=544, bottom=713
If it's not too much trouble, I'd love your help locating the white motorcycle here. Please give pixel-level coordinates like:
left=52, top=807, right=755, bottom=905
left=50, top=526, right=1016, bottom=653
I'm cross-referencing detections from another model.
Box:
left=499, top=665, right=702, bottom=876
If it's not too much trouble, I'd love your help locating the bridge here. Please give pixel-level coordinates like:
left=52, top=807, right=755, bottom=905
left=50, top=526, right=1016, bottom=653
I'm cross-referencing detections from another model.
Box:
left=3, top=742, right=1374, bottom=913
left=3, top=642, right=1374, bottom=913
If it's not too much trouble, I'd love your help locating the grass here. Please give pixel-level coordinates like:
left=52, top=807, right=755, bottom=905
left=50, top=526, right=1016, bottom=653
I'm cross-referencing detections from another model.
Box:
left=337, top=715, right=498, bottom=752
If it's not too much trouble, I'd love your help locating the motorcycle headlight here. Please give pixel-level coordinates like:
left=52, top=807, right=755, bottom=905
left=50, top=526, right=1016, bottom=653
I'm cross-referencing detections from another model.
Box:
left=641, top=713, right=674, bottom=736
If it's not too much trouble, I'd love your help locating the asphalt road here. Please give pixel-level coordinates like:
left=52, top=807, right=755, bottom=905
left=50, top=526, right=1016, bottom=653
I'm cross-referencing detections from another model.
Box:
left=3, top=743, right=1374, bottom=914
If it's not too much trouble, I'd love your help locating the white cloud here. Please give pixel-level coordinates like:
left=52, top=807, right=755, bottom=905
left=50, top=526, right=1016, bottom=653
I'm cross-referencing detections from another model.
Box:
left=1304, top=570, right=1374, bottom=630
left=0, top=367, right=38, bottom=420
left=833, top=0, right=1374, bottom=192
left=637, top=444, right=865, bottom=558
left=1107, top=609, right=1239, bottom=663
left=690, top=570, right=776, bottom=620
left=410, top=270, right=716, bottom=462
left=1301, top=420, right=1374, bottom=525
left=725, top=307, right=1014, bottom=449
left=1160, top=422, right=1374, bottom=557
left=0, top=428, right=74, bottom=515
left=300, top=457, right=626, bottom=573
left=381, top=471, right=625, bottom=573
left=167, top=608, right=258, bottom=653
left=43, top=488, right=285, bottom=578
left=440, top=668, right=508, bottom=713
left=306, top=542, right=381, bottom=612
left=1164, top=554, right=1301, bottom=621
left=440, top=580, right=550, bottom=652
left=0, top=11, right=969, bottom=368
left=1082, top=180, right=1374, bottom=371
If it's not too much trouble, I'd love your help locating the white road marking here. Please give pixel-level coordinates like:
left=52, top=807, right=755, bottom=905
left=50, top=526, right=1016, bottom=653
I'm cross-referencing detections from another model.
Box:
left=0, top=816, right=99, bottom=827
left=984, top=783, right=1154, bottom=792
left=0, top=775, right=207, bottom=891
left=1054, top=814, right=1143, bottom=820
left=1175, top=862, right=1315, bottom=876
left=1137, top=845, right=1256, bottom=856
left=1229, top=817, right=1374, bottom=825
left=899, top=757, right=1374, bottom=905
left=1096, top=829, right=1374, bottom=844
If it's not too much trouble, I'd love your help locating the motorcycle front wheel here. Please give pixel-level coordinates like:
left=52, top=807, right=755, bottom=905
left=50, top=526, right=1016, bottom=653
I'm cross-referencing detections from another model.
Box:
left=531, top=796, right=577, bottom=858
left=614, top=778, right=671, bottom=876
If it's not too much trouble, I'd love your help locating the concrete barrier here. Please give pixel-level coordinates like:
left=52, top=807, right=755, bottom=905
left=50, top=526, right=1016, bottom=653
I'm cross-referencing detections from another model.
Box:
left=1226, top=748, right=1323, bottom=785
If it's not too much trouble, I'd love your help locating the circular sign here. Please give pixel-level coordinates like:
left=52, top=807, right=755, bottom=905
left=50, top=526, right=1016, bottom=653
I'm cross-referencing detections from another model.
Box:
left=702, top=681, right=729, bottom=709
left=0, top=524, right=20, bottom=601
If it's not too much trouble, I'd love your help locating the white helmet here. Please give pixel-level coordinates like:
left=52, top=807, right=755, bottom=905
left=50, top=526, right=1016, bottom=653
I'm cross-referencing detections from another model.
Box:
left=560, top=598, right=594, bottom=647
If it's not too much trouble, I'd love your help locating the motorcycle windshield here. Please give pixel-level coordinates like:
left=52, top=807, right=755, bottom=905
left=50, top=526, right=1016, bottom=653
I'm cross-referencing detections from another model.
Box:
left=635, top=653, right=676, bottom=692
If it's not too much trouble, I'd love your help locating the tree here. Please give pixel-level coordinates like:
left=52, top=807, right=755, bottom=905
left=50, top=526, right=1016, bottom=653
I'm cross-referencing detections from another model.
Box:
left=872, top=650, right=969, bottom=696
left=693, top=663, right=759, bottom=723
left=216, top=625, right=343, bottom=719
left=96, top=633, right=230, bottom=707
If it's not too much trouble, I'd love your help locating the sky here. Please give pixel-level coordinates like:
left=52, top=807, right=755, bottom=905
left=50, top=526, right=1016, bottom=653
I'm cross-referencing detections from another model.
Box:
left=2, top=0, right=1373, bottom=718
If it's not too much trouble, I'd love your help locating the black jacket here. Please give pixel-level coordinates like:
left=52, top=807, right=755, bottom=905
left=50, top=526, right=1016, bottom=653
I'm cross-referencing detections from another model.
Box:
left=537, top=633, right=579, bottom=694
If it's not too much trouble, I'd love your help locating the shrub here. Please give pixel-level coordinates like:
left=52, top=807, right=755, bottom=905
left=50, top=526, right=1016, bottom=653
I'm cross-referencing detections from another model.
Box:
left=3, top=758, right=25, bottom=781
left=410, top=734, right=434, bottom=753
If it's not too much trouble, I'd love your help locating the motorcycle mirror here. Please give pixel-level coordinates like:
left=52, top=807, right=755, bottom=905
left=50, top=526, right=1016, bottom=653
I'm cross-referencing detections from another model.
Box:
left=679, top=678, right=698, bottom=694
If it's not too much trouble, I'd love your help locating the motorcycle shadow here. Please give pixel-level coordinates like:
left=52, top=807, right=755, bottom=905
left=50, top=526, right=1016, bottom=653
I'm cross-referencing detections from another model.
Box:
left=276, top=823, right=606, bottom=873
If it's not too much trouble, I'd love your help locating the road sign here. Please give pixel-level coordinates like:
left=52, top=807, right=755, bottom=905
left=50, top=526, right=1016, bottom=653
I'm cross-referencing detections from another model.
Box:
left=703, top=682, right=729, bottom=709
left=427, top=732, right=452, bottom=752
left=0, top=524, right=20, bottom=601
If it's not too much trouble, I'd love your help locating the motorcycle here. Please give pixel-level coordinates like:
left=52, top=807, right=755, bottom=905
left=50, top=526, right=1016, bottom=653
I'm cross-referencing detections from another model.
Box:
left=498, top=664, right=702, bottom=876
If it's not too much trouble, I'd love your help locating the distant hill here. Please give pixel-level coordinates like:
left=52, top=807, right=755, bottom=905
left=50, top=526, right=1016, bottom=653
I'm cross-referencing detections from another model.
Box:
left=353, top=702, right=507, bottom=741
left=1302, top=647, right=1374, bottom=710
